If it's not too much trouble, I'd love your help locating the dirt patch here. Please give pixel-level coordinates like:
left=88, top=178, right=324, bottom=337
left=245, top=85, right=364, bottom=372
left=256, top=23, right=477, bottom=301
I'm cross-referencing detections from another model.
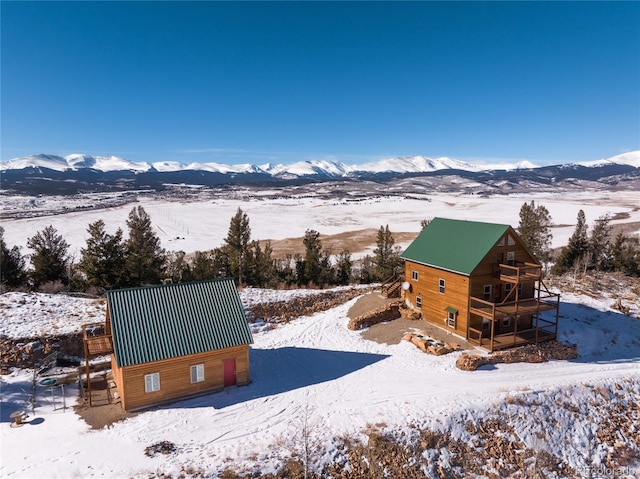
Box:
left=74, top=402, right=137, bottom=430
left=265, top=229, right=418, bottom=257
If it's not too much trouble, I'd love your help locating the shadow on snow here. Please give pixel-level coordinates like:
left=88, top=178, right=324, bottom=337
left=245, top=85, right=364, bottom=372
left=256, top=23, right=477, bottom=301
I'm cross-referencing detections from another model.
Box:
left=169, top=346, right=389, bottom=409
left=554, top=301, right=640, bottom=364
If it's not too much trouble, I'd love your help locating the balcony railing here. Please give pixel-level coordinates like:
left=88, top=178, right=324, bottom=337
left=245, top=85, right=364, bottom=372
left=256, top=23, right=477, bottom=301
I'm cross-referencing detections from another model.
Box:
left=499, top=263, right=542, bottom=283
left=469, top=293, right=560, bottom=321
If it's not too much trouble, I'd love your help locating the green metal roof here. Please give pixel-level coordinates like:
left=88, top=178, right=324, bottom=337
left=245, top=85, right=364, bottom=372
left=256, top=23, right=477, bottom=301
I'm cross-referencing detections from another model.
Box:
left=401, top=217, right=511, bottom=275
left=107, top=278, right=253, bottom=368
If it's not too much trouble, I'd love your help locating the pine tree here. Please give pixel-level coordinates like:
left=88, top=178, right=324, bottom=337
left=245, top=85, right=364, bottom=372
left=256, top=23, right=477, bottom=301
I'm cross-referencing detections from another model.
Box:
left=250, top=240, right=277, bottom=288
left=373, top=225, right=401, bottom=280
left=26, top=225, right=70, bottom=288
left=225, top=208, right=251, bottom=285
left=334, top=249, right=352, bottom=285
left=124, top=206, right=166, bottom=286
left=552, top=210, right=589, bottom=275
left=78, top=220, right=127, bottom=290
left=611, top=233, right=640, bottom=276
left=302, top=229, right=322, bottom=286
left=0, top=226, right=27, bottom=289
left=516, top=201, right=553, bottom=262
left=588, top=214, right=612, bottom=271
left=165, top=251, right=192, bottom=283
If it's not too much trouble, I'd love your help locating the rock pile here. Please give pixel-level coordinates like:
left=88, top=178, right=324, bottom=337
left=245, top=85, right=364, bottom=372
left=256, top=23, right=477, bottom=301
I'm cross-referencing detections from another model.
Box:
left=0, top=333, right=84, bottom=373
left=347, top=300, right=404, bottom=330
left=246, top=287, right=372, bottom=324
left=456, top=340, right=578, bottom=371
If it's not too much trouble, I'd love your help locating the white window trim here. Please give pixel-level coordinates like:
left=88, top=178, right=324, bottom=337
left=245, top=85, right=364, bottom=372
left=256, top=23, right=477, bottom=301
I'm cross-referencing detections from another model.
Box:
left=506, top=251, right=515, bottom=266
left=416, top=296, right=422, bottom=308
left=145, top=372, right=160, bottom=393
left=447, top=311, right=456, bottom=328
left=411, top=270, right=419, bottom=281
left=191, top=364, right=205, bottom=383
left=439, top=278, right=445, bottom=294
left=483, top=284, right=492, bottom=300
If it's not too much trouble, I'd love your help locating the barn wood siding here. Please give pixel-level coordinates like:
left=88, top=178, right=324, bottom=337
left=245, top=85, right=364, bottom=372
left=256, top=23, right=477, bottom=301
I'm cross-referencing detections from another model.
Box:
left=405, top=261, right=470, bottom=337
left=118, top=345, right=250, bottom=411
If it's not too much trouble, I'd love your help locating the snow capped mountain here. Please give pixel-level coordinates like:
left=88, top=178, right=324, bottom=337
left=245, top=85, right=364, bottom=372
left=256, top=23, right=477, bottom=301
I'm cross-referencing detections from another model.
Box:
left=354, top=155, right=482, bottom=174
left=577, top=150, right=640, bottom=168
left=1, top=151, right=638, bottom=182
left=1, top=153, right=152, bottom=172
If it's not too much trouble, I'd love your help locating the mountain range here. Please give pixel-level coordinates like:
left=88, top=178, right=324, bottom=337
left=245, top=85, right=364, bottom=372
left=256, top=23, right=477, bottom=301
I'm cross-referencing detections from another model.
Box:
left=1, top=151, right=639, bottom=195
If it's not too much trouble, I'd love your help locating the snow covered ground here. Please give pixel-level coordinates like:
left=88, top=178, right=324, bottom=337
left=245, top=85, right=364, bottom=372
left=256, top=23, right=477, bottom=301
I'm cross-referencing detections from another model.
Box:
left=3, top=190, right=639, bottom=260
left=1, top=285, right=639, bottom=478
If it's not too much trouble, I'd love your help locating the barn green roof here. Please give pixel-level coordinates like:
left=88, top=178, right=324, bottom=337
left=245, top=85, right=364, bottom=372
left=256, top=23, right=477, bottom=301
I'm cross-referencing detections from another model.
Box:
left=107, top=278, right=253, bottom=368
left=401, top=217, right=511, bottom=275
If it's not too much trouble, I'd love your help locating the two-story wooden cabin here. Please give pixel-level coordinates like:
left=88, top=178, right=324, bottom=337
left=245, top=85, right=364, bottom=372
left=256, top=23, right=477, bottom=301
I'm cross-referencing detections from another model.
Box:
left=85, top=278, right=254, bottom=411
left=401, top=218, right=559, bottom=352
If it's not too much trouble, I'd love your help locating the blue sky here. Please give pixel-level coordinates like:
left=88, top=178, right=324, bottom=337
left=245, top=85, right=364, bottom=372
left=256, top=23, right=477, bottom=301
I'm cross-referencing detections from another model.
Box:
left=2, top=1, right=639, bottom=166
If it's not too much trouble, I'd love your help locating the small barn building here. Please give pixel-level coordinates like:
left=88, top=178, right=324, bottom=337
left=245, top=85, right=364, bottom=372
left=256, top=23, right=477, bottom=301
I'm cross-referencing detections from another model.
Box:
left=103, top=278, right=253, bottom=411
left=401, top=218, right=560, bottom=352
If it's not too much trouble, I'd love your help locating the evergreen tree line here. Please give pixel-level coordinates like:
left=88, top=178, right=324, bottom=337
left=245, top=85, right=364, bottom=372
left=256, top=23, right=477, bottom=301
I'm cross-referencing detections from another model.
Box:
left=517, top=201, right=640, bottom=277
left=5, top=201, right=637, bottom=292
left=0, top=207, right=403, bottom=292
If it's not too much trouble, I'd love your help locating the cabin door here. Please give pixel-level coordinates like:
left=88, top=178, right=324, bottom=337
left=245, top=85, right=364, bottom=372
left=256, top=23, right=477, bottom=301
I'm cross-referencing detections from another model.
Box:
left=223, top=359, right=237, bottom=387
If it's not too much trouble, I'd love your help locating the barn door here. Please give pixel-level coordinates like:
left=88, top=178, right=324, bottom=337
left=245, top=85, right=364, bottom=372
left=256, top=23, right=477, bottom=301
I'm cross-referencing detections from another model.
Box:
left=223, top=359, right=236, bottom=387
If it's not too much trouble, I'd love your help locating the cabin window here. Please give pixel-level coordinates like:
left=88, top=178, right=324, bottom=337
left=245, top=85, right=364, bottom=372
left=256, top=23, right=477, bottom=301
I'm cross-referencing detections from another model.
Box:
left=508, top=235, right=516, bottom=246
left=503, top=317, right=511, bottom=327
left=416, top=296, right=422, bottom=308
left=447, top=311, right=456, bottom=328
left=191, top=364, right=205, bottom=383
left=498, top=237, right=505, bottom=246
left=445, top=306, right=457, bottom=328
left=517, top=283, right=523, bottom=297
left=496, top=252, right=504, bottom=264
left=144, top=373, right=160, bottom=393
left=506, top=251, right=515, bottom=266
left=438, top=278, right=446, bottom=294
left=411, top=270, right=419, bottom=281
left=482, top=318, right=490, bottom=331
left=483, top=285, right=492, bottom=301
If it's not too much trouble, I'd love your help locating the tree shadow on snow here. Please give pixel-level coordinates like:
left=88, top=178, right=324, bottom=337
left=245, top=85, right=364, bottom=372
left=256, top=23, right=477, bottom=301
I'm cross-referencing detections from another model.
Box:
left=170, top=347, right=389, bottom=409
left=554, top=301, right=640, bottom=364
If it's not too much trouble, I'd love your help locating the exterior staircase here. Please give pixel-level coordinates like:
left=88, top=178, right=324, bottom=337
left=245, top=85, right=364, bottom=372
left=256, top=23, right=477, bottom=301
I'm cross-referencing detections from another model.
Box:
left=381, top=274, right=403, bottom=298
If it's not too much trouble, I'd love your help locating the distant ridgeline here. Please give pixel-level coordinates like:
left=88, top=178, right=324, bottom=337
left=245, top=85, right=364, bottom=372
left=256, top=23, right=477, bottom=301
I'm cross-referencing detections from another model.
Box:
left=1, top=152, right=638, bottom=195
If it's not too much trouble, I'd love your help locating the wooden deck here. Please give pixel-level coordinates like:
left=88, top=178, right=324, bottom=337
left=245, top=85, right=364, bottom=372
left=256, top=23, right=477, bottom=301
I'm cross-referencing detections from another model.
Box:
left=499, top=263, right=542, bottom=283
left=468, top=318, right=557, bottom=351
left=469, top=295, right=560, bottom=320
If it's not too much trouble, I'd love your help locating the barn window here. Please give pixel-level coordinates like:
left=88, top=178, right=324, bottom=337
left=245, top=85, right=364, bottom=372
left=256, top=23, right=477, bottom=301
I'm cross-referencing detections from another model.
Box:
left=483, top=284, right=492, bottom=301
left=144, top=373, right=160, bottom=393
left=191, top=364, right=205, bottom=383
left=438, top=278, right=445, bottom=294
left=411, top=270, right=419, bottom=281
left=416, top=296, right=422, bottom=308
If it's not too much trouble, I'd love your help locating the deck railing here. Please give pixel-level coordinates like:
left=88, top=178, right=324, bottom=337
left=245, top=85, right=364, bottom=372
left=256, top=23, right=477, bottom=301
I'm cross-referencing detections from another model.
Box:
left=499, top=263, right=542, bottom=283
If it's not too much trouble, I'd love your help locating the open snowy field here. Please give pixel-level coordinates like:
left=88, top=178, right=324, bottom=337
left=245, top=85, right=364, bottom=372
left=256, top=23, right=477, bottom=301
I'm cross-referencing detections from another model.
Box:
left=1, top=285, right=639, bottom=478
left=2, top=190, right=640, bottom=259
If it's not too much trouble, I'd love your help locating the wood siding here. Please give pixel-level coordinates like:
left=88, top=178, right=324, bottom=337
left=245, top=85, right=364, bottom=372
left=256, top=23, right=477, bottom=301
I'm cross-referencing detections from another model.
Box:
left=404, top=261, right=470, bottom=337
left=113, top=345, right=250, bottom=411
left=469, top=230, right=538, bottom=303
left=405, top=228, right=542, bottom=341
